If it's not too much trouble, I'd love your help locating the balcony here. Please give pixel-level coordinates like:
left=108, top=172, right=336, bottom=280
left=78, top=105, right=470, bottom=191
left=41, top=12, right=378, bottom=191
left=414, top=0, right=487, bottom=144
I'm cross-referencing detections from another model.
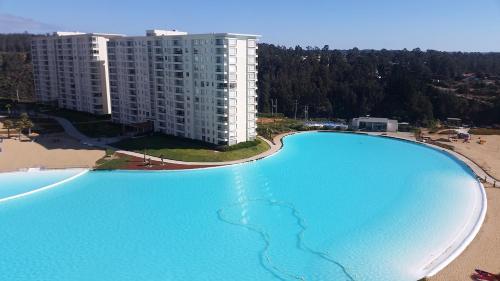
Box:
left=215, top=66, right=227, bottom=73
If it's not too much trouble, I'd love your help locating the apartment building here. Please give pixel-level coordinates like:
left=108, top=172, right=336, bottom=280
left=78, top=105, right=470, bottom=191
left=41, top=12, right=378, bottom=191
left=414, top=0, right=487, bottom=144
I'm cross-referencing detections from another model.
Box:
left=108, top=30, right=259, bottom=145
left=32, top=29, right=259, bottom=145
left=107, top=36, right=155, bottom=125
left=32, top=32, right=121, bottom=115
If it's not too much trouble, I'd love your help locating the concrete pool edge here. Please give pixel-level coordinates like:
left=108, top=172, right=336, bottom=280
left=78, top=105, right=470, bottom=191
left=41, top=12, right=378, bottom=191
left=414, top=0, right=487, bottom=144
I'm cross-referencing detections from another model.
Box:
left=0, top=169, right=89, bottom=203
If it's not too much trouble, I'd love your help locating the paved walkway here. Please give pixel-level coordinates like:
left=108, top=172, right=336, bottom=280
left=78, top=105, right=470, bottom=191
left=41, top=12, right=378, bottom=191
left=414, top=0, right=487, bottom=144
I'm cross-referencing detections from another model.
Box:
left=45, top=115, right=125, bottom=147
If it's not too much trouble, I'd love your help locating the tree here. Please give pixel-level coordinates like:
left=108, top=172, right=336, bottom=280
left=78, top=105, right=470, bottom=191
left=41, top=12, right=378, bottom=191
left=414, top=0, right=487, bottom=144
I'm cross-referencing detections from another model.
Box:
left=3, top=119, right=15, bottom=138
left=0, top=52, right=35, bottom=102
left=17, top=113, right=34, bottom=137
left=4, top=104, right=11, bottom=116
left=15, top=119, right=23, bottom=139
left=24, top=118, right=34, bottom=136
left=257, top=43, right=500, bottom=125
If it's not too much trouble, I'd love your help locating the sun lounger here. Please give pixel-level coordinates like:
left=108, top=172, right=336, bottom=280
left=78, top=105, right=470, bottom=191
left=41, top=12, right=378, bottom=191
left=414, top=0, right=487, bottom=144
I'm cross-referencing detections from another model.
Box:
left=473, top=269, right=499, bottom=281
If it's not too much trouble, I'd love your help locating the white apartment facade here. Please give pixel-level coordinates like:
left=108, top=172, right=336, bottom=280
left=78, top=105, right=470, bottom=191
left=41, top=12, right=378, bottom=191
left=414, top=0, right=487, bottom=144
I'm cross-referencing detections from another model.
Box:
left=108, top=36, right=155, bottom=125
left=32, top=29, right=259, bottom=145
left=32, top=32, right=121, bottom=115
left=108, top=30, right=259, bottom=145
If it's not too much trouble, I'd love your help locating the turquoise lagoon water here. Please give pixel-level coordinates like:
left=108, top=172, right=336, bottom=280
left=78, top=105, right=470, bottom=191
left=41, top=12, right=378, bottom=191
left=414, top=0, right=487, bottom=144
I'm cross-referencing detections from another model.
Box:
left=0, top=168, right=85, bottom=200
left=0, top=132, right=482, bottom=281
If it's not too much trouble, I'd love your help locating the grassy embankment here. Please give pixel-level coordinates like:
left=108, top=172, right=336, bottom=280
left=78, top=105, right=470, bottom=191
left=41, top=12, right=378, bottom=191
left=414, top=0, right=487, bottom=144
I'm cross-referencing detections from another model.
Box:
left=111, top=134, right=270, bottom=162
left=95, top=149, right=132, bottom=170
left=256, top=117, right=311, bottom=140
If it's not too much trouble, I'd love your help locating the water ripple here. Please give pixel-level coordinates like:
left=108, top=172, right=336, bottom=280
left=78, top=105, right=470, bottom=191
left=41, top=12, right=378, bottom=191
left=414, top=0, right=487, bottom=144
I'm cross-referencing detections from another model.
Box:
left=217, top=198, right=356, bottom=281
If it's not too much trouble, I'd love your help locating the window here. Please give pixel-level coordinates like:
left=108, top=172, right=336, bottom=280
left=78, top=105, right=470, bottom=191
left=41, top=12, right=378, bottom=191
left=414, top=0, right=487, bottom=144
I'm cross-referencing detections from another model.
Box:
left=228, top=39, right=237, bottom=46
left=248, top=40, right=256, bottom=47
left=248, top=48, right=256, bottom=55
left=229, top=48, right=237, bottom=56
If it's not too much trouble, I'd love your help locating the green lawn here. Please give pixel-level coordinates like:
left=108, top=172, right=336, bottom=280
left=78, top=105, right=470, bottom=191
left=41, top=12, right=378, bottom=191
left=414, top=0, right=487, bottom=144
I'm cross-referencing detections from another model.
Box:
left=95, top=154, right=131, bottom=170
left=111, top=134, right=270, bottom=162
left=48, top=108, right=122, bottom=138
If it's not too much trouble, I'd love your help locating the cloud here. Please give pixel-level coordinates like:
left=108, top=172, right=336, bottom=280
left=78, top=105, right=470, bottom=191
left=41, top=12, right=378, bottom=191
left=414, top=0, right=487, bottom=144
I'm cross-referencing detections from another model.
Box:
left=0, top=13, right=59, bottom=33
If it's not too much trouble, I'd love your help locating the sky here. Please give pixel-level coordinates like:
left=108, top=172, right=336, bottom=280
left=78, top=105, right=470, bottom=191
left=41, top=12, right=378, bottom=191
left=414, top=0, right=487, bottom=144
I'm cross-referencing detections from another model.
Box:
left=1, top=0, right=500, bottom=52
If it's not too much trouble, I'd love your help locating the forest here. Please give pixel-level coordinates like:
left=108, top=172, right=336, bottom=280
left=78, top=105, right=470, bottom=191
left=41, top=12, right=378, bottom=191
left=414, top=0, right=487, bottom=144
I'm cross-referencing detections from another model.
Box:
left=0, top=33, right=34, bottom=102
left=257, top=44, right=500, bottom=125
left=0, top=34, right=499, bottom=125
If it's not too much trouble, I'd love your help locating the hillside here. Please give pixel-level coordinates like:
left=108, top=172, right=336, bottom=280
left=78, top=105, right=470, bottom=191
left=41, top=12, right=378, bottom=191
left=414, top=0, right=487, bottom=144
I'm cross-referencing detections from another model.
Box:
left=257, top=44, right=500, bottom=125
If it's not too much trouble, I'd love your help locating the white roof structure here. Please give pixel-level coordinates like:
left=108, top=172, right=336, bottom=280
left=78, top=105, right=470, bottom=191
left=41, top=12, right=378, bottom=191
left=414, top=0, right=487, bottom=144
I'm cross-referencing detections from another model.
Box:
left=146, top=29, right=188, bottom=36
left=353, top=117, right=392, bottom=123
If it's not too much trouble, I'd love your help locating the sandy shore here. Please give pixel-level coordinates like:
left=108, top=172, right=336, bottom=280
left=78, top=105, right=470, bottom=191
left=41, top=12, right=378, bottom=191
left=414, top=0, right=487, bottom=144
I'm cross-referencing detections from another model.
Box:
left=378, top=131, right=499, bottom=182
left=443, top=135, right=500, bottom=180
left=429, top=186, right=500, bottom=280
left=0, top=133, right=105, bottom=172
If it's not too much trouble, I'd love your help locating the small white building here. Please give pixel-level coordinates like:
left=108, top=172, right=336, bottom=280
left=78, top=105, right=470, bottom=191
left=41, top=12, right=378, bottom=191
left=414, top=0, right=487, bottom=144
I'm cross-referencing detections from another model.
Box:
left=351, top=117, right=398, bottom=132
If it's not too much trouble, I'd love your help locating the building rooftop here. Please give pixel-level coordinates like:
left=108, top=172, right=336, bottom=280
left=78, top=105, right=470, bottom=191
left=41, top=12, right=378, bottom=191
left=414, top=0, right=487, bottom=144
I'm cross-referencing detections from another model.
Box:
left=40, top=30, right=260, bottom=39
left=145, top=29, right=260, bottom=38
left=353, top=117, right=394, bottom=122
left=53, top=31, right=124, bottom=38
left=146, top=29, right=188, bottom=36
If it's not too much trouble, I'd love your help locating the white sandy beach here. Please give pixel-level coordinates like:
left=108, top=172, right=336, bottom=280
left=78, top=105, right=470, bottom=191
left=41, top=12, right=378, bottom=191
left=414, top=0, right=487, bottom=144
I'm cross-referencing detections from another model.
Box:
left=446, top=135, right=500, bottom=180
left=0, top=133, right=104, bottom=172
left=429, top=186, right=500, bottom=281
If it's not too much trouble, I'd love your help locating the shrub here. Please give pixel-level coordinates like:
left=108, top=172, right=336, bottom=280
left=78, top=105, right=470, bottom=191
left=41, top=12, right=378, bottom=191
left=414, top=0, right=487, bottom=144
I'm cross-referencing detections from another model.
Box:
left=217, top=139, right=261, bottom=152
left=257, top=112, right=285, bottom=118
